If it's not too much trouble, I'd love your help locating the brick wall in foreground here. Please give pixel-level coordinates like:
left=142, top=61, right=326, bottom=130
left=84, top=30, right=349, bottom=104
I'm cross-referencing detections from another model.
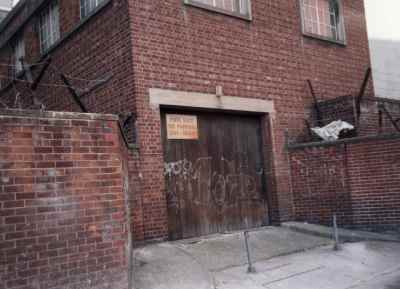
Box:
left=0, top=110, right=131, bottom=289
left=289, top=134, right=400, bottom=230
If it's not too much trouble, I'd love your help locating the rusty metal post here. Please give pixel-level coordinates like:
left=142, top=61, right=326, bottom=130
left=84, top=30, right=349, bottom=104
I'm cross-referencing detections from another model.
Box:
left=244, top=231, right=256, bottom=273
left=333, top=214, right=340, bottom=251
left=356, top=67, right=372, bottom=119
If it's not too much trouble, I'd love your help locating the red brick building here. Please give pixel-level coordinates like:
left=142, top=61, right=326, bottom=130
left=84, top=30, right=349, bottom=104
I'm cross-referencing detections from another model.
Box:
left=0, top=0, right=373, bottom=242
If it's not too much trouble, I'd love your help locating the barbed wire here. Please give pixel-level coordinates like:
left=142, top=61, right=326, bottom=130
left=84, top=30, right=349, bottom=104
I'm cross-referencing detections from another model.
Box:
left=48, top=64, right=109, bottom=83
left=0, top=61, right=108, bottom=83
left=0, top=63, right=109, bottom=93
left=0, top=60, right=49, bottom=68
left=0, top=74, right=85, bottom=90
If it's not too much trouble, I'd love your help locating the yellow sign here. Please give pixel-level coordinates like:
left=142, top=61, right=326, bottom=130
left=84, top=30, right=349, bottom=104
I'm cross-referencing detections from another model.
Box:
left=166, top=114, right=199, bottom=140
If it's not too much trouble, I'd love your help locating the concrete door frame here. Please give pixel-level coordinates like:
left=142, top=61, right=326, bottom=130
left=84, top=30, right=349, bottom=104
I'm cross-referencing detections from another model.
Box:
left=148, top=88, right=279, bottom=236
left=149, top=88, right=276, bottom=116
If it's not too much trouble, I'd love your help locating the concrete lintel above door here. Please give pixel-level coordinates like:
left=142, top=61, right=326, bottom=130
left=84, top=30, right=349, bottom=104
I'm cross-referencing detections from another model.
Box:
left=149, top=88, right=275, bottom=117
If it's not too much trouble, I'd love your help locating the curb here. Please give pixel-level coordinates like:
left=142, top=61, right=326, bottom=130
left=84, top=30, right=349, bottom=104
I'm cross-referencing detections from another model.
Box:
left=282, top=222, right=400, bottom=243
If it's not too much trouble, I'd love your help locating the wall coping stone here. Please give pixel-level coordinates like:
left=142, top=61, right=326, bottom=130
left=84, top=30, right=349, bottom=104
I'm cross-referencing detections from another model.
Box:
left=0, top=109, right=118, bottom=121
left=287, top=133, right=400, bottom=150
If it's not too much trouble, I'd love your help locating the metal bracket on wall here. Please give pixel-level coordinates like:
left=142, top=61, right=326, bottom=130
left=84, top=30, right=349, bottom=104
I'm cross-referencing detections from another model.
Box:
left=20, top=57, right=46, bottom=110
left=355, top=67, right=372, bottom=119
left=0, top=57, right=51, bottom=109
left=378, top=102, right=400, bottom=133
left=11, top=81, right=21, bottom=109
left=79, top=74, right=112, bottom=98
left=60, top=73, right=88, bottom=113
left=0, top=98, right=8, bottom=108
left=307, top=80, right=323, bottom=127
left=31, top=57, right=52, bottom=91
left=118, top=112, right=135, bottom=147
left=119, top=112, right=134, bottom=131
left=60, top=73, right=113, bottom=113
left=304, top=119, right=314, bottom=140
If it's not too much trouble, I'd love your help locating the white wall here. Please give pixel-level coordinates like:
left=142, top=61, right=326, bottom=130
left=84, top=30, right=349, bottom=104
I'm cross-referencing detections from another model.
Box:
left=364, top=0, right=400, bottom=99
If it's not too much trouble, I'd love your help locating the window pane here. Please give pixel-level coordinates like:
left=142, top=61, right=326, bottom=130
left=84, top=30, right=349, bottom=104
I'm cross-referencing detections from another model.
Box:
left=39, top=1, right=60, bottom=53
left=13, top=37, right=25, bottom=75
left=239, top=0, right=249, bottom=14
left=189, top=0, right=250, bottom=17
left=81, top=0, right=105, bottom=19
left=301, top=0, right=342, bottom=41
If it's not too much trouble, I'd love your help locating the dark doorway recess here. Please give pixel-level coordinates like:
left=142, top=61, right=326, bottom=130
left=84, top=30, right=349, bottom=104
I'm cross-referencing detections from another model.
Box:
left=161, top=109, right=269, bottom=240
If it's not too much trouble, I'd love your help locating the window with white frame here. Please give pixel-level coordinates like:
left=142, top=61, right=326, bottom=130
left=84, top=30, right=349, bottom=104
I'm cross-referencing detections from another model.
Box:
left=300, top=0, right=345, bottom=43
left=13, top=37, right=25, bottom=76
left=39, top=1, right=60, bottom=53
left=185, top=0, right=251, bottom=19
left=80, top=0, right=106, bottom=19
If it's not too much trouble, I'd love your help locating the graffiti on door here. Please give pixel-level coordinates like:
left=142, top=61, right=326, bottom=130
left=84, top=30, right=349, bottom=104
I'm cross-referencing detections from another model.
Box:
left=164, top=153, right=264, bottom=210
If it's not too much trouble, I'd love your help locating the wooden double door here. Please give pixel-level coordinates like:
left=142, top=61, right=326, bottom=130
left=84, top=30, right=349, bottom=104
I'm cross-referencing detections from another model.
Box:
left=161, top=110, right=269, bottom=240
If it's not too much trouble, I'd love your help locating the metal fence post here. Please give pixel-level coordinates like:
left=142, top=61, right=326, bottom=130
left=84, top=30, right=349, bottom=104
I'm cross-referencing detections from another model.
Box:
left=244, top=231, right=256, bottom=273
left=333, top=214, right=340, bottom=251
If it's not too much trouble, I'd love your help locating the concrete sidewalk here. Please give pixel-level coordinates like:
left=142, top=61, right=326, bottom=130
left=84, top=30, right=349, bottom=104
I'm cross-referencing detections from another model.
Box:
left=133, top=227, right=331, bottom=289
left=133, top=227, right=400, bottom=289
left=216, top=242, right=400, bottom=289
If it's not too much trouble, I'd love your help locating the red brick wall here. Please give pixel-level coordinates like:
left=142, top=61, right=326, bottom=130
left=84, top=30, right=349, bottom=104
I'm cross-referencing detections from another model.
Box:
left=0, top=0, right=141, bottom=242
left=0, top=109, right=131, bottom=289
left=0, top=0, right=372, bottom=241
left=127, top=0, right=372, bottom=239
left=0, top=0, right=135, bottom=117
left=289, top=135, right=400, bottom=230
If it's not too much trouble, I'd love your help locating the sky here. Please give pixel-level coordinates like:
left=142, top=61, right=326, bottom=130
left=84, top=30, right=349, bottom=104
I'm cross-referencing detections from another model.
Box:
left=364, top=0, right=400, bottom=41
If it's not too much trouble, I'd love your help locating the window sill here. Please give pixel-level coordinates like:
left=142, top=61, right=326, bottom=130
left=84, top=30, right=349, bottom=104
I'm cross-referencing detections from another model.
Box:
left=303, top=32, right=346, bottom=47
left=40, top=0, right=112, bottom=58
left=184, top=0, right=252, bottom=21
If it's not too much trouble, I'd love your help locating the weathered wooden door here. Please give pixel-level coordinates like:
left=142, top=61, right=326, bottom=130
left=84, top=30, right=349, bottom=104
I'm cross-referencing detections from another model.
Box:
left=161, top=110, right=269, bottom=240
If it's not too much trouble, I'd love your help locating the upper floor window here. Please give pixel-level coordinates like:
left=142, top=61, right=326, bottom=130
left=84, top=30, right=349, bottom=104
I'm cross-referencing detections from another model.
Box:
left=39, top=1, right=60, bottom=53
left=80, top=0, right=106, bottom=19
left=185, top=0, right=252, bottom=20
left=13, top=37, right=25, bottom=76
left=300, top=0, right=345, bottom=44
